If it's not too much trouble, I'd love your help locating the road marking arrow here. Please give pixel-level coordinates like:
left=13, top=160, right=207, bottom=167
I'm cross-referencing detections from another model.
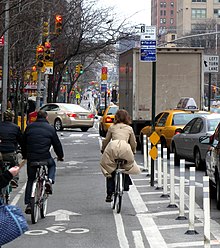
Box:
left=47, top=209, right=81, bottom=221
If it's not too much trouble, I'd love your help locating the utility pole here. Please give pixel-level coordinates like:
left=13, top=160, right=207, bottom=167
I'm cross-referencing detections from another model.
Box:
left=2, top=0, right=9, bottom=118
left=36, top=0, right=44, bottom=109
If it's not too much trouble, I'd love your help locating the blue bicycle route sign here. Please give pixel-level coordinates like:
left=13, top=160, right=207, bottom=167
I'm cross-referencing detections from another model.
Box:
left=140, top=26, right=157, bottom=62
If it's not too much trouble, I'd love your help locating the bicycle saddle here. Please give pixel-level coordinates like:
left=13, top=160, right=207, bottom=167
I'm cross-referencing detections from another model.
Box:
left=115, top=159, right=127, bottom=164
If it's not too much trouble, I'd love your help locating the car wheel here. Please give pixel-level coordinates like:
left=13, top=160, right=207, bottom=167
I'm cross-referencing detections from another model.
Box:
left=81, top=127, right=89, bottom=132
left=172, top=143, right=180, bottom=166
left=54, top=118, right=63, bottom=131
left=216, top=174, right=220, bottom=210
left=194, top=148, right=202, bottom=170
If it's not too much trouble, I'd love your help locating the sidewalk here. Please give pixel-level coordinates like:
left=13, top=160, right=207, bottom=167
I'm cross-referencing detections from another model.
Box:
left=132, top=154, right=220, bottom=248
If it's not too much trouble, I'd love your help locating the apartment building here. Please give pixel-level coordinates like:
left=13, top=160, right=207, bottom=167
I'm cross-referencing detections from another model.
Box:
left=177, top=0, right=220, bottom=37
left=151, top=0, right=177, bottom=41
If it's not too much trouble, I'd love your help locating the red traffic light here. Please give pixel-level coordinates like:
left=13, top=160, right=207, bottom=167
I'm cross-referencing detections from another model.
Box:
left=55, top=15, right=62, bottom=23
left=44, top=41, right=51, bottom=49
left=37, top=45, right=44, bottom=53
left=32, top=65, right=37, bottom=72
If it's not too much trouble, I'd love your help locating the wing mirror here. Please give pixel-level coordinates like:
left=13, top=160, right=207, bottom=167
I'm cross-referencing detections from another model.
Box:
left=199, top=135, right=211, bottom=144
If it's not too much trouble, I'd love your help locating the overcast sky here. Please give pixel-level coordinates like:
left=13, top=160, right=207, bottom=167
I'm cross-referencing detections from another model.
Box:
left=99, top=0, right=151, bottom=26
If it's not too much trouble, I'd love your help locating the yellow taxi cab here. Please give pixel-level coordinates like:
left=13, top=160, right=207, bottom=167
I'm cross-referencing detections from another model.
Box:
left=139, top=98, right=209, bottom=153
left=99, top=104, right=119, bottom=137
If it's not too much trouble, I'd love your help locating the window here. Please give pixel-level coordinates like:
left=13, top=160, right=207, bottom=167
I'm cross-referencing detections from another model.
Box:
left=171, top=10, right=174, bottom=15
left=160, top=2, right=163, bottom=8
left=170, top=18, right=174, bottom=24
left=163, top=18, right=166, bottom=23
left=160, top=18, right=163, bottom=24
left=214, top=9, right=220, bottom=18
left=192, top=0, right=206, bottom=2
left=214, top=0, right=220, bottom=3
left=192, top=9, right=206, bottom=19
left=171, top=2, right=174, bottom=7
left=164, top=2, right=166, bottom=7
left=164, top=10, right=166, bottom=16
left=157, top=113, right=169, bottom=127
left=190, top=118, right=203, bottom=133
left=160, top=10, right=163, bottom=16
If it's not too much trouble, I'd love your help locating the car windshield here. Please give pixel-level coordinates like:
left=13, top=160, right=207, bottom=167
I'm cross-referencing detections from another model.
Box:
left=172, top=113, right=207, bottom=125
left=207, top=119, right=220, bottom=131
left=107, top=106, right=118, bottom=115
left=62, top=104, right=89, bottom=113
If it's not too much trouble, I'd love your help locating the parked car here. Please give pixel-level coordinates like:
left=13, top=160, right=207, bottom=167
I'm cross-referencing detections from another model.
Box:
left=99, top=104, right=119, bottom=137
left=200, top=122, right=220, bottom=209
left=139, top=109, right=209, bottom=154
left=28, top=103, right=94, bottom=131
left=171, top=114, right=220, bottom=169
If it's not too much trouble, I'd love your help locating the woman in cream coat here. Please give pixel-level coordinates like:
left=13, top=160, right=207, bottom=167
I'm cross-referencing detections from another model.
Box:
left=100, top=109, right=141, bottom=202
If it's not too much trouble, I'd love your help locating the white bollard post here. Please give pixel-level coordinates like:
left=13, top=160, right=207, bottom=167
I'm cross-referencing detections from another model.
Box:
left=185, top=166, right=198, bottom=235
left=161, top=148, right=169, bottom=198
left=203, top=176, right=210, bottom=248
left=143, top=135, right=147, bottom=171
left=155, top=144, right=162, bottom=190
left=147, top=139, right=151, bottom=176
left=176, top=159, right=187, bottom=220
left=168, top=153, right=177, bottom=208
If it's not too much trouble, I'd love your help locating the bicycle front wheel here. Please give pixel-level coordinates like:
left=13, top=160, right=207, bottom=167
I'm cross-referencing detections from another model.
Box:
left=30, top=182, right=40, bottom=224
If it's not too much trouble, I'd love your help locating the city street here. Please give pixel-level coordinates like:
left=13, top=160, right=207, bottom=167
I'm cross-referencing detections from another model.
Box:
left=4, top=121, right=220, bottom=248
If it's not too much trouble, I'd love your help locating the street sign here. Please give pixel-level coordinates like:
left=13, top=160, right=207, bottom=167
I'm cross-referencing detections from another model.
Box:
left=149, top=131, right=160, bottom=146
left=140, top=26, right=157, bottom=62
left=149, top=146, right=158, bottom=160
left=203, top=55, right=219, bottom=73
left=45, top=61, right=54, bottom=75
left=0, top=36, right=4, bottom=46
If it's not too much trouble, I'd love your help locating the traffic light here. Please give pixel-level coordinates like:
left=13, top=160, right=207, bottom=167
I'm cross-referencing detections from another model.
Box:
left=43, top=22, right=49, bottom=37
left=36, top=45, right=44, bottom=68
left=55, top=15, right=62, bottom=35
left=75, top=64, right=80, bottom=74
left=79, top=64, right=83, bottom=74
left=44, top=41, right=51, bottom=61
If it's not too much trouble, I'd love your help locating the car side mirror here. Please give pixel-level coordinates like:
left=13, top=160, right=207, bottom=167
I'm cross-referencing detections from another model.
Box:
left=175, top=128, right=183, bottom=134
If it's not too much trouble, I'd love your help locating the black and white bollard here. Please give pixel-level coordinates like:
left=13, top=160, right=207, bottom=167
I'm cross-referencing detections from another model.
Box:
left=168, top=153, right=177, bottom=208
left=203, top=176, right=210, bottom=248
left=155, top=144, right=162, bottom=190
left=176, top=159, right=187, bottom=220
left=185, top=166, right=198, bottom=235
left=143, top=135, right=147, bottom=171
left=161, top=148, right=169, bottom=198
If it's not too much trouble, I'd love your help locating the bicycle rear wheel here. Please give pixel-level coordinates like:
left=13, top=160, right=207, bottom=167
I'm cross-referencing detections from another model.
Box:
left=116, top=173, right=123, bottom=213
left=40, top=190, right=48, bottom=218
left=30, top=182, right=40, bottom=224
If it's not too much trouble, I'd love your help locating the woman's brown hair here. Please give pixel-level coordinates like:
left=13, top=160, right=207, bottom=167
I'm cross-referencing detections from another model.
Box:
left=114, top=109, right=131, bottom=125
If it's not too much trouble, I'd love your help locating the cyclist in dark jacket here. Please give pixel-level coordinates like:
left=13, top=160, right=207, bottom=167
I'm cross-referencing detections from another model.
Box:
left=23, top=110, right=64, bottom=214
left=0, top=109, right=23, bottom=187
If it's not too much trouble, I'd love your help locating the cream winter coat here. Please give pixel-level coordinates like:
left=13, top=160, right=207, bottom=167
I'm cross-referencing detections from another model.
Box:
left=100, top=123, right=141, bottom=177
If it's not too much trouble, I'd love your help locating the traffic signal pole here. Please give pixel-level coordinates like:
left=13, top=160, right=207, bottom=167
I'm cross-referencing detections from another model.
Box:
left=36, top=1, right=44, bottom=110
left=2, top=0, right=9, bottom=118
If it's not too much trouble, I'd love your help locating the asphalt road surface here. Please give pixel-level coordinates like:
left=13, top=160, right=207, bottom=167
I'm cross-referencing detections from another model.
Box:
left=4, top=122, right=220, bottom=248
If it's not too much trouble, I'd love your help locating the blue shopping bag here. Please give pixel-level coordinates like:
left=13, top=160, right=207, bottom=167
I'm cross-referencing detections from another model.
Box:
left=0, top=205, right=28, bottom=246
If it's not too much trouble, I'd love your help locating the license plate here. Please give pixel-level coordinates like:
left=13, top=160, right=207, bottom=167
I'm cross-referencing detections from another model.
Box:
left=79, top=115, right=87, bottom=119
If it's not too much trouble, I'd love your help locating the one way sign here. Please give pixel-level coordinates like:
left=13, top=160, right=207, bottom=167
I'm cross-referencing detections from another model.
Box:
left=203, top=55, right=219, bottom=73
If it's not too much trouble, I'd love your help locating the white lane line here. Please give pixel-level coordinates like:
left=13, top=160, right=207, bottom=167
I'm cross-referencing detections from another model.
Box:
left=113, top=212, right=129, bottom=248
left=158, top=223, right=203, bottom=230
left=136, top=185, right=151, bottom=188
left=145, top=199, right=172, bottom=204
left=140, top=191, right=163, bottom=195
left=88, top=134, right=99, bottom=137
left=132, top=230, right=145, bottom=248
left=128, top=184, right=167, bottom=247
left=141, top=210, right=189, bottom=217
left=69, top=134, right=83, bottom=137
left=11, top=183, right=26, bottom=205
left=132, top=178, right=150, bottom=181
left=167, top=240, right=220, bottom=248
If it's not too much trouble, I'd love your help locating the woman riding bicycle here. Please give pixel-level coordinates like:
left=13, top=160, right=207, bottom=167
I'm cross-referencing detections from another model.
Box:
left=100, top=109, right=141, bottom=202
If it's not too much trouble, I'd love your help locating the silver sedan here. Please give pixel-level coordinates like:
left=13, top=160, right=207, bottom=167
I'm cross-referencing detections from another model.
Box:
left=171, top=114, right=220, bottom=169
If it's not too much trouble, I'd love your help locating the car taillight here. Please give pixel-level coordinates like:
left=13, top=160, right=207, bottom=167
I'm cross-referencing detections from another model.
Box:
left=67, top=113, right=78, bottom=118
left=87, top=114, right=94, bottom=118
left=105, top=117, right=113, bottom=123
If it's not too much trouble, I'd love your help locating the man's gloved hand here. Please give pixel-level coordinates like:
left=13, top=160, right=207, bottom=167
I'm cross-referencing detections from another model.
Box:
left=57, top=157, right=64, bottom=161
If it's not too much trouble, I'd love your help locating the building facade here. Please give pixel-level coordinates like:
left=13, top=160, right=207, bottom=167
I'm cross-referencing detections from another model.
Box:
left=151, top=0, right=177, bottom=42
left=177, top=0, right=220, bottom=37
